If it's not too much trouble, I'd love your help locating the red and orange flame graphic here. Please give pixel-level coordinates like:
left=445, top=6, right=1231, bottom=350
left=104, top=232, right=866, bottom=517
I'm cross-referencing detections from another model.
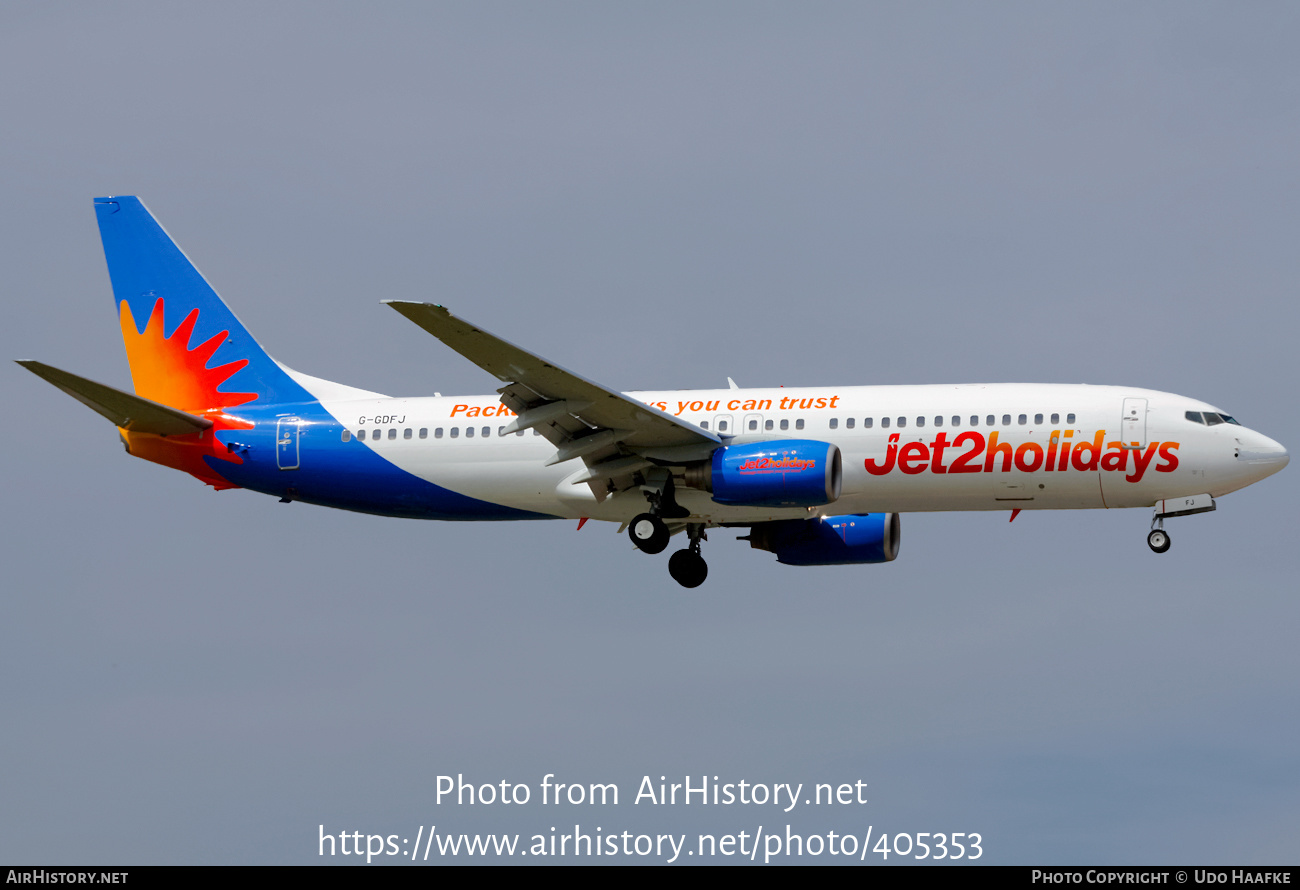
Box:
left=118, top=298, right=256, bottom=489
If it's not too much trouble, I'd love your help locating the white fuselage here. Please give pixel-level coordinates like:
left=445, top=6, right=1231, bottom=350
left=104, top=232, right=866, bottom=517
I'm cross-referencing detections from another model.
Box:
left=321, top=383, right=1288, bottom=524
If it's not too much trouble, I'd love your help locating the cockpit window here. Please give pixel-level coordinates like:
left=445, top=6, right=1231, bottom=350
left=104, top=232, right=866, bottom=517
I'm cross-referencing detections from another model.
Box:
left=1187, top=411, right=1240, bottom=426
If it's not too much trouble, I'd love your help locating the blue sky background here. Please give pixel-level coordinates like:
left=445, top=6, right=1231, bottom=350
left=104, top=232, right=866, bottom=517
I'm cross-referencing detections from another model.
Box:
left=2, top=2, right=1297, bottom=864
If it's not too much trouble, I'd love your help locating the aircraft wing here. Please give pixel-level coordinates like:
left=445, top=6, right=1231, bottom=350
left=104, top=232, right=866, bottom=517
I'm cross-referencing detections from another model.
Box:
left=384, top=301, right=721, bottom=496
left=17, top=361, right=214, bottom=435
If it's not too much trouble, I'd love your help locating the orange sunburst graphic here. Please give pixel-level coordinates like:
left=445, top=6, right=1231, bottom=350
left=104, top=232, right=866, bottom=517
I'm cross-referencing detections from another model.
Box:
left=118, top=298, right=257, bottom=489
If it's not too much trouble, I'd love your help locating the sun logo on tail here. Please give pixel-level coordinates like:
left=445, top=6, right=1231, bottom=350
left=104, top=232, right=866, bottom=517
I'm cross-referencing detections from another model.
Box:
left=120, top=297, right=257, bottom=411
left=118, top=298, right=256, bottom=488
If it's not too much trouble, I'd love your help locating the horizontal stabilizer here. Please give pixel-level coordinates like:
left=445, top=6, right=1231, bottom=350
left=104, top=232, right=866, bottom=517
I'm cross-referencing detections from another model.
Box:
left=16, top=361, right=214, bottom=435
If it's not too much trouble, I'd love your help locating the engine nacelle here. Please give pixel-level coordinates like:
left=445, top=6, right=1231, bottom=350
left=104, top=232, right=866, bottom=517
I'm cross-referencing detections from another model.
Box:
left=685, top=440, right=842, bottom=507
left=743, top=513, right=901, bottom=566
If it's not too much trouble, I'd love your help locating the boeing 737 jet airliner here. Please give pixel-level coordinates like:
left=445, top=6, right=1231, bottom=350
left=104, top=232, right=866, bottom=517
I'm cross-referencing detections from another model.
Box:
left=18, top=198, right=1290, bottom=587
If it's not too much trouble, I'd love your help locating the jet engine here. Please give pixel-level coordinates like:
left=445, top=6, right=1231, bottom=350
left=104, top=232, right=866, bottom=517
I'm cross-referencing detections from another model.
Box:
left=683, top=440, right=841, bottom=508
left=742, top=513, right=900, bottom=565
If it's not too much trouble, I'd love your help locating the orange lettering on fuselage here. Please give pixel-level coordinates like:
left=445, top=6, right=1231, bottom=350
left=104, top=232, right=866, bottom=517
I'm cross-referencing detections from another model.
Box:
left=449, top=404, right=516, bottom=419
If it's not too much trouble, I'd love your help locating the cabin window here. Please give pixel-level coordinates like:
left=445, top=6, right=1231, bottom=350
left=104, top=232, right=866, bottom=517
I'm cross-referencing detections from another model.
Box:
left=533, top=429, right=541, bottom=436
left=481, top=426, right=490, bottom=437
left=780, top=419, right=789, bottom=431
left=1066, top=413, right=1076, bottom=425
left=435, top=428, right=444, bottom=439
left=748, top=418, right=759, bottom=431
left=863, top=418, right=873, bottom=428
left=701, top=421, right=709, bottom=430
left=341, top=429, right=352, bottom=442
left=466, top=427, right=475, bottom=438
left=934, top=416, right=943, bottom=427
left=388, top=428, right=397, bottom=440
left=450, top=428, right=459, bottom=438
left=881, top=417, right=890, bottom=429
left=1051, top=413, right=1059, bottom=425
left=846, top=418, right=855, bottom=429
left=419, top=428, right=428, bottom=439
left=516, top=430, right=525, bottom=436
left=1001, top=414, right=1010, bottom=426
left=404, top=428, right=412, bottom=439
left=1034, top=413, right=1043, bottom=425
left=897, top=417, right=907, bottom=428
left=765, top=420, right=774, bottom=431
left=916, top=416, right=926, bottom=428
left=986, top=415, right=995, bottom=426
left=951, top=415, right=961, bottom=427
left=718, top=419, right=729, bottom=432
left=1018, top=414, right=1027, bottom=425
left=795, top=419, right=805, bottom=430
left=829, top=418, right=838, bottom=429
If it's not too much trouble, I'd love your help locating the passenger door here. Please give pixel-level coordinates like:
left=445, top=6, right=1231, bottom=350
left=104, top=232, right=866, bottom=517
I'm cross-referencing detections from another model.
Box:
left=1121, top=398, right=1148, bottom=449
left=276, top=416, right=300, bottom=470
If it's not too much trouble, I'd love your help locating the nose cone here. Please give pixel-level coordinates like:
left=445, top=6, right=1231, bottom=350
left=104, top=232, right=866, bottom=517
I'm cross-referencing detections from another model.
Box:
left=1236, top=433, right=1289, bottom=479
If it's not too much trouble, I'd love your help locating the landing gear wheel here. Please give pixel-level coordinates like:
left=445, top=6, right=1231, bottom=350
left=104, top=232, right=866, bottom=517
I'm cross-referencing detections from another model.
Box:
left=629, top=513, right=670, bottom=554
left=1147, top=529, right=1171, bottom=554
left=668, top=549, right=708, bottom=588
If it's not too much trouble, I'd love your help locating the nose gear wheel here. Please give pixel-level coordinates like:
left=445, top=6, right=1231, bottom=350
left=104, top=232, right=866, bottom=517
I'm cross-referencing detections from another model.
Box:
left=1147, top=529, right=1171, bottom=553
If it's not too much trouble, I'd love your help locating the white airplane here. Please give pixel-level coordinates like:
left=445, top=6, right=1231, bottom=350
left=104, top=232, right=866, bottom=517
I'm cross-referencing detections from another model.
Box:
left=18, top=197, right=1290, bottom=587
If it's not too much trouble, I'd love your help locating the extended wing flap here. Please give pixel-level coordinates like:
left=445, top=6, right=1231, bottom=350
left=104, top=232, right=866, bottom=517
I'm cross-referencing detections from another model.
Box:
left=383, top=301, right=720, bottom=451
left=17, top=361, right=214, bottom=435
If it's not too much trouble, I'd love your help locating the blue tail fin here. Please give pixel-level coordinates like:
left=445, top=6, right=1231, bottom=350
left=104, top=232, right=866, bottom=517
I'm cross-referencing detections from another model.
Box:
left=94, top=196, right=314, bottom=408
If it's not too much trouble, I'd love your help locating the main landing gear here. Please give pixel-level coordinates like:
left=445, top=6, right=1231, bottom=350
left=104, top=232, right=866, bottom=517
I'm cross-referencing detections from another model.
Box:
left=668, top=525, right=708, bottom=589
left=627, top=470, right=708, bottom=586
left=629, top=513, right=670, bottom=554
left=628, top=515, right=711, bottom=587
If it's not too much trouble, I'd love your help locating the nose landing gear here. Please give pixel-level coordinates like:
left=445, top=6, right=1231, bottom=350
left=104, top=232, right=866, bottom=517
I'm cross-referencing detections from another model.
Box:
left=1146, top=494, right=1216, bottom=554
left=1148, top=510, right=1172, bottom=553
left=668, top=524, right=709, bottom=588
